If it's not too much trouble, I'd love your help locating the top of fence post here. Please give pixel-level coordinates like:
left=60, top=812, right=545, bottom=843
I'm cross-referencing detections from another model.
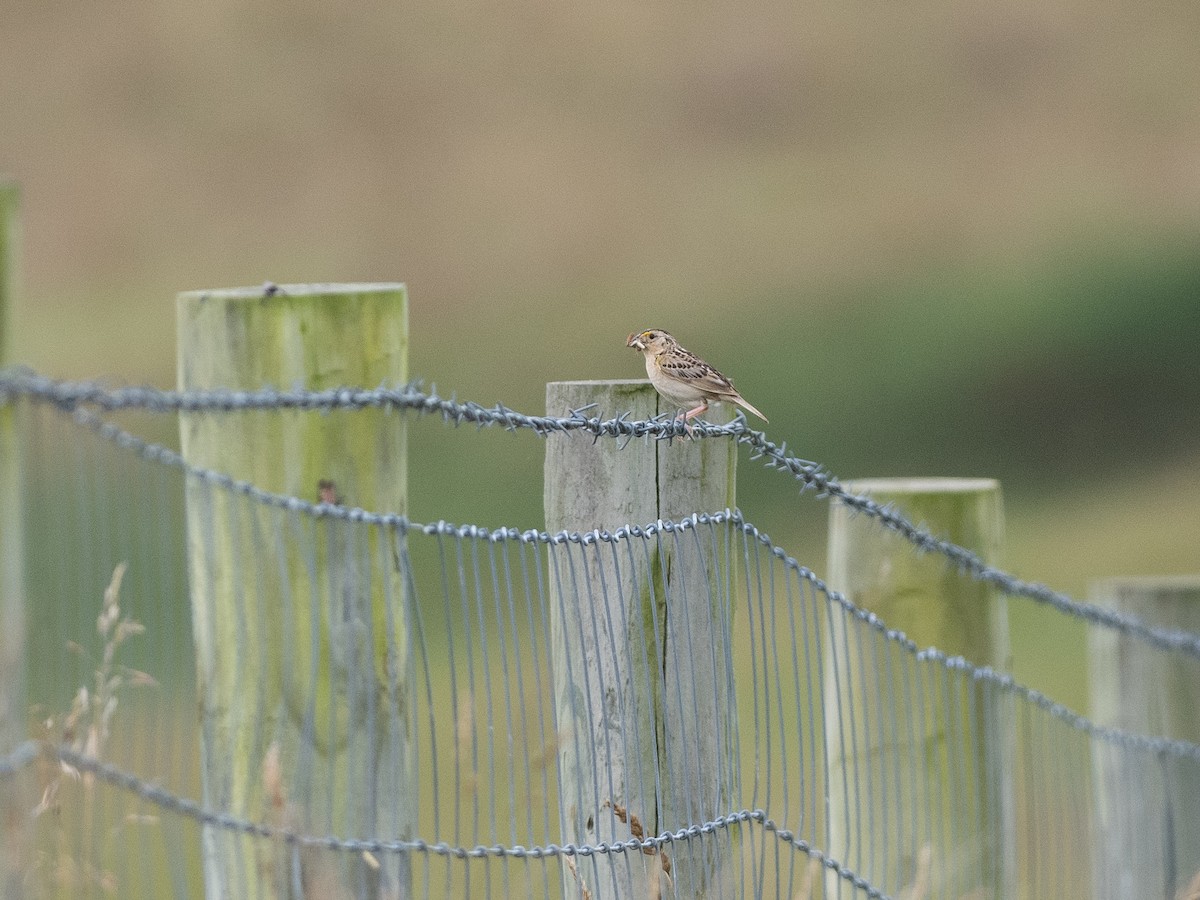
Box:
left=826, top=477, right=1013, bottom=896
left=1088, top=575, right=1200, bottom=899
left=177, top=283, right=410, bottom=900
left=545, top=379, right=739, bottom=899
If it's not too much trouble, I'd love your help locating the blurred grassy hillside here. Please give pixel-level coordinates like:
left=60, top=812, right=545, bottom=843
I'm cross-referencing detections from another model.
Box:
left=3, top=1, right=1200, bottom=709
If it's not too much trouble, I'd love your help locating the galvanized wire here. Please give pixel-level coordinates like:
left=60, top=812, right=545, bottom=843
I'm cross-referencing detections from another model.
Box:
left=1, top=373, right=1199, bottom=898
left=3, top=368, right=1199, bottom=660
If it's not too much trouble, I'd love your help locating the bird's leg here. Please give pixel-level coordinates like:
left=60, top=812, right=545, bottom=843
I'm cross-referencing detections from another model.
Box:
left=669, top=409, right=693, bottom=436
left=677, top=400, right=708, bottom=437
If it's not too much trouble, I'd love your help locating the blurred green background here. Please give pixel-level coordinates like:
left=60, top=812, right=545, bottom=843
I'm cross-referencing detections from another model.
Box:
left=4, top=1, right=1200, bottom=715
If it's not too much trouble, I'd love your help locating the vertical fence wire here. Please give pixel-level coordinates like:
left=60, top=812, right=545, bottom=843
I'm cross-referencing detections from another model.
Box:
left=4, top=398, right=1200, bottom=898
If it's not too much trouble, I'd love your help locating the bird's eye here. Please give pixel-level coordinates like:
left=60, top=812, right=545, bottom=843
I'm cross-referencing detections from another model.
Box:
left=646, top=331, right=657, bottom=339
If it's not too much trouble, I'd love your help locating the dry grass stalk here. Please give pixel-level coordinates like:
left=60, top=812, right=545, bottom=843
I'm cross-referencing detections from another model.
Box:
left=262, top=740, right=356, bottom=899
left=529, top=727, right=569, bottom=772
left=456, top=692, right=479, bottom=793
left=563, top=854, right=593, bottom=900
left=28, top=562, right=157, bottom=895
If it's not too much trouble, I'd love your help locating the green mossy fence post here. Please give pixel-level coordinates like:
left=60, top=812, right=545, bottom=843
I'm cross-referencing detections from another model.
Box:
left=544, top=380, right=740, bottom=900
left=1088, top=576, right=1200, bottom=900
left=178, top=284, right=411, bottom=899
left=0, top=179, right=28, bottom=899
left=826, top=478, right=1014, bottom=897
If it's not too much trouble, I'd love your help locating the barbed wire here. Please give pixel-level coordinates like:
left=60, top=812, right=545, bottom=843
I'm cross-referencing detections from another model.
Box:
left=6, top=367, right=1198, bottom=898
left=9, top=395, right=1200, bottom=765
left=4, top=366, right=1198, bottom=661
left=0, top=740, right=893, bottom=899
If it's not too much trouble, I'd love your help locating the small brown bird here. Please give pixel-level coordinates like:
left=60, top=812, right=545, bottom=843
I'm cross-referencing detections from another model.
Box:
left=626, top=329, right=768, bottom=424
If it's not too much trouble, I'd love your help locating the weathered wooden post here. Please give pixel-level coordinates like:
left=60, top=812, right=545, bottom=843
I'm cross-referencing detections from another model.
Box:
left=826, top=478, right=1013, bottom=897
left=178, top=284, right=411, bottom=899
left=1089, top=576, right=1200, bottom=900
left=0, top=179, right=28, bottom=899
left=545, top=380, right=740, bottom=899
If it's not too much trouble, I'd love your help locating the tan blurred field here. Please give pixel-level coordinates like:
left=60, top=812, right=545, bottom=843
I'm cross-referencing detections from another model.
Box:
left=3, top=2, right=1198, bottom=373
left=4, top=0, right=1200, bottom=783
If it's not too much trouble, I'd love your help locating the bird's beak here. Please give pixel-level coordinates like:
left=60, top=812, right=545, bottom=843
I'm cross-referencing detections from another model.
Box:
left=627, top=332, right=646, bottom=350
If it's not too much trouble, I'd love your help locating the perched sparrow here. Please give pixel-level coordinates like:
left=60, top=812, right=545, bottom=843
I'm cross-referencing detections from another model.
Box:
left=626, top=329, right=768, bottom=424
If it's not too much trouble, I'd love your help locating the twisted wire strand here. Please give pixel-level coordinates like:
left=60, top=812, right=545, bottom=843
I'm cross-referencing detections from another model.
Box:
left=7, top=396, right=1200, bottom=764
left=5, top=368, right=1197, bottom=898
left=0, top=741, right=892, bottom=899
left=3, top=367, right=1198, bottom=659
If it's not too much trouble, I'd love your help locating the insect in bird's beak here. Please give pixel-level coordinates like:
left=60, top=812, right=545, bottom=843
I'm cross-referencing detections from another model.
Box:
left=627, top=332, right=646, bottom=350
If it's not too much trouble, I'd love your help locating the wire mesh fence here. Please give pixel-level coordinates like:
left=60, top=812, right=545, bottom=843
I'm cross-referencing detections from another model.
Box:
left=2, top=372, right=1200, bottom=899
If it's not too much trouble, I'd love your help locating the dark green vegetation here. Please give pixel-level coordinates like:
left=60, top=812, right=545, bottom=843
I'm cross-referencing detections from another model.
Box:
left=4, top=0, right=1199, bottom=730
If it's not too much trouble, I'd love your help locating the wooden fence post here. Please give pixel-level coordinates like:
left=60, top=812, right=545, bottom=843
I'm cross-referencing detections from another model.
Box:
left=178, top=284, right=411, bottom=899
left=1088, top=576, right=1200, bottom=900
left=545, top=380, right=739, bottom=899
left=0, top=179, right=27, bottom=900
left=826, top=478, right=1014, bottom=897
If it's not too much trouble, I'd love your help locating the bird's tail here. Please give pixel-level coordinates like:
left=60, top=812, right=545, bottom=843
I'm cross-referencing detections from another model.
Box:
left=732, top=395, right=768, bottom=423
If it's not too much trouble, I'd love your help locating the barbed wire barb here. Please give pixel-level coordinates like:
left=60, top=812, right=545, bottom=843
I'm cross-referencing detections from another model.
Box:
left=2, top=368, right=1199, bottom=660
left=4, top=365, right=1199, bottom=897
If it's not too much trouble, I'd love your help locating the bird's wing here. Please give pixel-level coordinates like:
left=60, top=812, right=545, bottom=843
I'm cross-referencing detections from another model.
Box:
left=659, top=351, right=768, bottom=421
left=657, top=352, right=738, bottom=395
